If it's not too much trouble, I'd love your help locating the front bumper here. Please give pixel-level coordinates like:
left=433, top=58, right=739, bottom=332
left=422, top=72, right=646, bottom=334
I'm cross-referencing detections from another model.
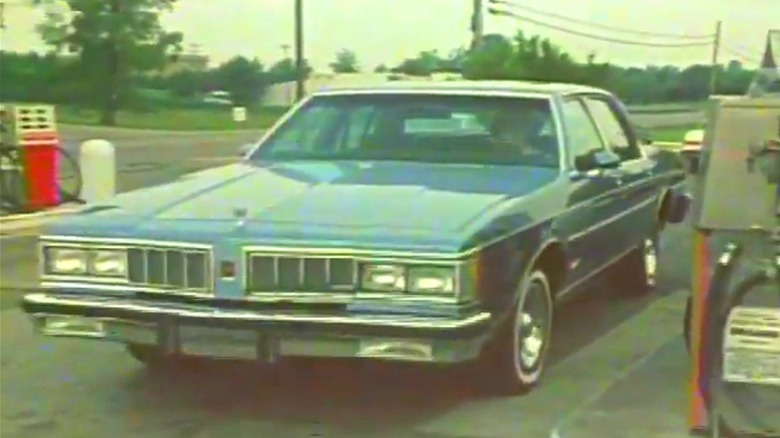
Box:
left=22, top=293, right=494, bottom=364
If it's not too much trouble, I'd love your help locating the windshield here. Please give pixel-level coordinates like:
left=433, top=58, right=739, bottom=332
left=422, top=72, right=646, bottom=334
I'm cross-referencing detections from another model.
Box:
left=248, top=93, right=560, bottom=167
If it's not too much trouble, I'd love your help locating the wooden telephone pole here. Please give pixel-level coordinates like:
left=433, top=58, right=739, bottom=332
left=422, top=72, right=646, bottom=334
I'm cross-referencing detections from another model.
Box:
left=470, top=0, right=484, bottom=51
left=0, top=2, right=7, bottom=30
left=709, top=20, right=722, bottom=96
left=294, top=0, right=305, bottom=102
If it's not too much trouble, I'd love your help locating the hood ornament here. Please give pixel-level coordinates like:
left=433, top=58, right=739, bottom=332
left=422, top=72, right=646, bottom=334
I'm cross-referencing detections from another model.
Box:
left=233, top=207, right=248, bottom=218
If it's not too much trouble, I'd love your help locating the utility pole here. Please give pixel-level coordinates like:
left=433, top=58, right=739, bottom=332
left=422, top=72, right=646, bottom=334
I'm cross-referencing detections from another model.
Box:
left=281, top=44, right=292, bottom=104
left=470, top=0, right=484, bottom=51
left=0, top=2, right=7, bottom=31
left=709, top=20, right=722, bottom=96
left=294, top=0, right=305, bottom=102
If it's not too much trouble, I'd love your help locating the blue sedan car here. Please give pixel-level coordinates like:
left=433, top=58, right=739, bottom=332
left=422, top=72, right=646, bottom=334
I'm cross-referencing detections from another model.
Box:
left=22, top=81, right=688, bottom=395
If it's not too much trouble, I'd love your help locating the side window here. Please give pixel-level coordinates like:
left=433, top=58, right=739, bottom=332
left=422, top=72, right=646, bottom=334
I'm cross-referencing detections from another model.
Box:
left=561, top=99, right=605, bottom=169
left=584, top=98, right=639, bottom=160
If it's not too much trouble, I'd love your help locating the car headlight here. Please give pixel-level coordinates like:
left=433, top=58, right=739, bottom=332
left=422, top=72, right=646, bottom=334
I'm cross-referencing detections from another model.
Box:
left=360, top=264, right=458, bottom=295
left=44, top=247, right=128, bottom=277
left=90, top=250, right=127, bottom=276
left=47, top=248, right=88, bottom=274
left=408, top=266, right=456, bottom=294
left=361, top=264, right=406, bottom=291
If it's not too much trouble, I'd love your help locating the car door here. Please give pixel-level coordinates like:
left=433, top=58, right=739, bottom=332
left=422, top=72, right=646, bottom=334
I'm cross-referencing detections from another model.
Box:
left=558, top=97, right=623, bottom=284
left=583, top=95, right=658, bottom=252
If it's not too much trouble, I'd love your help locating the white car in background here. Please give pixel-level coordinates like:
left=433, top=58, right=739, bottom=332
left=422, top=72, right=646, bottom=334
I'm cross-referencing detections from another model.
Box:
left=681, top=129, right=704, bottom=153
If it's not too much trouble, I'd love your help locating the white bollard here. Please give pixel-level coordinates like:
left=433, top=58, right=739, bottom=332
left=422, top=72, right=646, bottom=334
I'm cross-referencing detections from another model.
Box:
left=79, top=139, right=116, bottom=204
left=232, top=106, right=247, bottom=123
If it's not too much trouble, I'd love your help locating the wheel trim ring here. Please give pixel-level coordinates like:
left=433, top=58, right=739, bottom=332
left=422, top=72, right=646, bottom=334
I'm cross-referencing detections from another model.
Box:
left=513, top=273, right=553, bottom=380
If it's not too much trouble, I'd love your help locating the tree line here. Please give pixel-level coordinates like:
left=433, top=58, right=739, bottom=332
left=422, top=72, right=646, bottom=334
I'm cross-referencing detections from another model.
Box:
left=1, top=0, right=758, bottom=125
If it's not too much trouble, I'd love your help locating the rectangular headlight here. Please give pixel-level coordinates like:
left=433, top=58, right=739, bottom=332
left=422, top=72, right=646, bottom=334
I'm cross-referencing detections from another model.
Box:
left=408, top=266, right=456, bottom=294
left=90, top=250, right=127, bottom=277
left=361, top=264, right=406, bottom=291
left=47, top=248, right=88, bottom=274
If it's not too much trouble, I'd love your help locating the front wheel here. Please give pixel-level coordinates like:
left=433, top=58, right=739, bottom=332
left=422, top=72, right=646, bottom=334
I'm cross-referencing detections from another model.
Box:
left=473, top=269, right=554, bottom=395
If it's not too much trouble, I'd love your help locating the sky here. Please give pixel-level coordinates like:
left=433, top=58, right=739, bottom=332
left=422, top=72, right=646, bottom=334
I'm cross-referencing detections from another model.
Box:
left=0, top=0, right=777, bottom=71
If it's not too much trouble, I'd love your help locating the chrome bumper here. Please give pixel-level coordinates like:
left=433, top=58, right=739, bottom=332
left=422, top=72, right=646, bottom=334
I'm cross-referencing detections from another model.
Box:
left=22, top=293, right=493, bottom=363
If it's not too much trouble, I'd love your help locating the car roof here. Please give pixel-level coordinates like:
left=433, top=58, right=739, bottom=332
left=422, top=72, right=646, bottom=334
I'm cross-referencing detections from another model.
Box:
left=311, top=80, right=608, bottom=98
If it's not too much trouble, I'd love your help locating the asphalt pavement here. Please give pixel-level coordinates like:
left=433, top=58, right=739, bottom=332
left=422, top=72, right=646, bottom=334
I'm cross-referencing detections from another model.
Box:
left=0, top=111, right=719, bottom=438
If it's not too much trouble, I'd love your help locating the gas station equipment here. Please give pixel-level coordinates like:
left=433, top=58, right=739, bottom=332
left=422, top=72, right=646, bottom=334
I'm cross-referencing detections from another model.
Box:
left=684, top=94, right=780, bottom=437
left=0, top=104, right=61, bottom=211
left=0, top=104, right=81, bottom=213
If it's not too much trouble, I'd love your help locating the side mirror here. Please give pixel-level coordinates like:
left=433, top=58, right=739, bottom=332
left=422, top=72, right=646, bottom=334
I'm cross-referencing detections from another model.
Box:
left=593, top=150, right=621, bottom=169
left=238, top=143, right=254, bottom=158
left=574, top=150, right=621, bottom=172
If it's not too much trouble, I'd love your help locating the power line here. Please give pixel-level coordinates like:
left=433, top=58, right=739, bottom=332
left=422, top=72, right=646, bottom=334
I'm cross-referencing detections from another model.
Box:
left=488, top=7, right=714, bottom=48
left=491, top=0, right=715, bottom=41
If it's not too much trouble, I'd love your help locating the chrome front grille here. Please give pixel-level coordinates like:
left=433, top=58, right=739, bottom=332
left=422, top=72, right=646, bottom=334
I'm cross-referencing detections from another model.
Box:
left=246, top=254, right=357, bottom=293
left=127, top=247, right=211, bottom=291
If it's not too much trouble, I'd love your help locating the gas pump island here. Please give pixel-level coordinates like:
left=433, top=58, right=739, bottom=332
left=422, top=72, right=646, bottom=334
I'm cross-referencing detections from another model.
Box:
left=683, top=95, right=780, bottom=437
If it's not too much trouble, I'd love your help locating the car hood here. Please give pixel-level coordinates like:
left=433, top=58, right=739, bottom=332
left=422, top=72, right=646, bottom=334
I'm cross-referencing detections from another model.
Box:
left=64, top=160, right=558, bottom=234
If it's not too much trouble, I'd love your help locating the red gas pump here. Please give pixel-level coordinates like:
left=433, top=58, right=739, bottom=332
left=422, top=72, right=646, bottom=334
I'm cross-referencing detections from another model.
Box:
left=1, top=105, right=61, bottom=211
left=20, top=131, right=61, bottom=209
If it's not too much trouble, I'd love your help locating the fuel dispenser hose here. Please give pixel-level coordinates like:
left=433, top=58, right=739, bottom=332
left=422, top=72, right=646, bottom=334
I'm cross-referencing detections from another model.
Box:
left=697, top=243, right=780, bottom=437
left=0, top=145, right=84, bottom=214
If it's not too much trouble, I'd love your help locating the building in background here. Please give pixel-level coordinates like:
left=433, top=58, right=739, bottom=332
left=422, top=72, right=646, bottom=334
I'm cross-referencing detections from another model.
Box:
left=159, top=52, right=209, bottom=77
left=260, top=72, right=463, bottom=107
left=748, top=29, right=780, bottom=96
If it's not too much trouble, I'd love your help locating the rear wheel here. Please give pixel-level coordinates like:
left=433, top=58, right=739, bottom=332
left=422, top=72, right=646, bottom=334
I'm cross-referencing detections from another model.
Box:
left=126, top=343, right=173, bottom=368
left=473, top=269, right=554, bottom=395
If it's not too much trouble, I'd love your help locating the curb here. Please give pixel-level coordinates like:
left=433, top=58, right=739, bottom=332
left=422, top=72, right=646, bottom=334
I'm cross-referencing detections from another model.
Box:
left=0, top=204, right=83, bottom=235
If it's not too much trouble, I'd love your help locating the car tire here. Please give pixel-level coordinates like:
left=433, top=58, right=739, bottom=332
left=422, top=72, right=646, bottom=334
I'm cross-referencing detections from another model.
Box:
left=125, top=343, right=171, bottom=368
left=617, top=235, right=660, bottom=294
left=473, top=269, right=554, bottom=396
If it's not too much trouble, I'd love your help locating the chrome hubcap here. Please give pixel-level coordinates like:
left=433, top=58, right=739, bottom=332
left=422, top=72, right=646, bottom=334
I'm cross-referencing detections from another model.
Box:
left=518, top=282, right=550, bottom=370
left=644, top=239, right=658, bottom=287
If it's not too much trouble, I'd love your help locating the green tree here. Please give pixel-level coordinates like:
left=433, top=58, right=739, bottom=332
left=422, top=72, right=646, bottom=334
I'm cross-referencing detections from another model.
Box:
left=267, top=57, right=313, bottom=84
left=166, top=69, right=207, bottom=99
left=211, top=56, right=267, bottom=107
left=330, top=49, right=359, bottom=73
left=462, top=34, right=514, bottom=79
left=392, top=50, right=442, bottom=76
left=34, top=0, right=183, bottom=125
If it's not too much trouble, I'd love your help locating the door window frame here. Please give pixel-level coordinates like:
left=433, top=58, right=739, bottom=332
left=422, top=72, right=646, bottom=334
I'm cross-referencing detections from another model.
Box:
left=578, top=93, right=642, bottom=162
left=560, top=96, right=609, bottom=171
